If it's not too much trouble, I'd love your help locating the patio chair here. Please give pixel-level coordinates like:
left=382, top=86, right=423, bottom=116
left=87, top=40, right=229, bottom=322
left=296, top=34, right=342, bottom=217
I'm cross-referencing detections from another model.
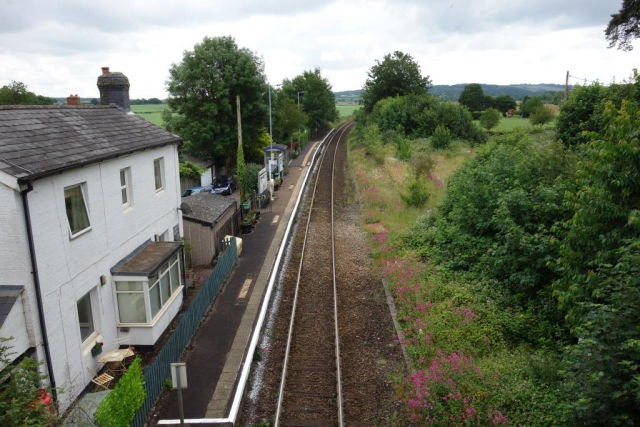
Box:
left=87, top=367, right=113, bottom=391
left=113, top=336, right=136, bottom=373
left=114, top=336, right=135, bottom=352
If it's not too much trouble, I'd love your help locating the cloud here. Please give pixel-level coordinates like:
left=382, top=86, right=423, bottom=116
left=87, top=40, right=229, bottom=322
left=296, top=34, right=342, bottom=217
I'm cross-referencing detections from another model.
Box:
left=0, top=0, right=635, bottom=97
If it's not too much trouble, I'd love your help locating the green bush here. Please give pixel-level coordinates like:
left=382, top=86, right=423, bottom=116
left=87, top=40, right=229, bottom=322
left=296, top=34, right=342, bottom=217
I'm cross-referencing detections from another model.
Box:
left=430, top=124, right=452, bottom=149
left=179, top=160, right=205, bottom=180
left=95, top=357, right=145, bottom=427
left=553, top=102, right=640, bottom=424
left=0, top=338, right=54, bottom=426
left=409, top=152, right=435, bottom=179
left=401, top=175, right=431, bottom=207
left=369, top=94, right=485, bottom=143
left=529, top=105, right=555, bottom=126
left=556, top=79, right=639, bottom=146
left=424, top=131, right=579, bottom=336
left=520, top=96, right=543, bottom=118
left=238, top=162, right=263, bottom=197
left=479, top=108, right=501, bottom=130
left=471, top=111, right=482, bottom=120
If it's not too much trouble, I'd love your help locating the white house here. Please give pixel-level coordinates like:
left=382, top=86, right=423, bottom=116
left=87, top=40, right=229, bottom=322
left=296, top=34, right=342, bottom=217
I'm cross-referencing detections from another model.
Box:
left=0, top=68, right=185, bottom=410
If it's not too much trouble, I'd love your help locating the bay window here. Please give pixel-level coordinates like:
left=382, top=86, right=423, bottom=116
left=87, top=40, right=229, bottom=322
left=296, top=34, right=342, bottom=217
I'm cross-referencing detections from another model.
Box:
left=114, top=253, right=182, bottom=324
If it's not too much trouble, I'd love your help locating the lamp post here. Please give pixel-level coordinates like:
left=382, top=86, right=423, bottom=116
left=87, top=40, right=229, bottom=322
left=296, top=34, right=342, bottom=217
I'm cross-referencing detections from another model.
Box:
left=267, top=83, right=281, bottom=201
left=297, top=91, right=305, bottom=146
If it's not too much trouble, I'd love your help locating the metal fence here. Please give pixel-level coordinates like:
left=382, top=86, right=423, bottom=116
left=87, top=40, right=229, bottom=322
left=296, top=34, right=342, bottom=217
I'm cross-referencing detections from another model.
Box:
left=132, top=238, right=238, bottom=426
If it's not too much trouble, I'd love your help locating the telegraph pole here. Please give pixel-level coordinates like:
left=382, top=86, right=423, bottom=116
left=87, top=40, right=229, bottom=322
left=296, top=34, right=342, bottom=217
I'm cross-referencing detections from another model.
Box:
left=236, top=95, right=242, bottom=148
left=564, top=70, right=569, bottom=102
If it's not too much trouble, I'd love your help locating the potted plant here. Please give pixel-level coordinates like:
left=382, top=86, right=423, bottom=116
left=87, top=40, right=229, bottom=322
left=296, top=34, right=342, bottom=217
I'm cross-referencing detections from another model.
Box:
left=91, top=341, right=104, bottom=357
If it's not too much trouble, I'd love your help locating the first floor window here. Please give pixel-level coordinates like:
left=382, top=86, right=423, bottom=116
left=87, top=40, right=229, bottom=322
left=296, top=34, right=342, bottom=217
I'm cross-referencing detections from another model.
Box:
left=77, top=292, right=95, bottom=343
left=154, top=157, right=164, bottom=191
left=65, top=184, right=91, bottom=236
left=120, top=167, right=132, bottom=208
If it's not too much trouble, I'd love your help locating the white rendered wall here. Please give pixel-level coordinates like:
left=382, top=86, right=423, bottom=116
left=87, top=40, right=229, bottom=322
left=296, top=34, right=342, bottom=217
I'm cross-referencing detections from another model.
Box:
left=0, top=178, right=44, bottom=368
left=200, top=167, right=213, bottom=187
left=0, top=296, right=30, bottom=366
left=23, top=143, right=182, bottom=409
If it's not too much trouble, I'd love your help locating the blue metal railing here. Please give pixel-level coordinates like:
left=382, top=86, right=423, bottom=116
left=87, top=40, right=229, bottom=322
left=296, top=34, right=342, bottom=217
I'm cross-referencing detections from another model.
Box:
left=132, top=238, right=238, bottom=426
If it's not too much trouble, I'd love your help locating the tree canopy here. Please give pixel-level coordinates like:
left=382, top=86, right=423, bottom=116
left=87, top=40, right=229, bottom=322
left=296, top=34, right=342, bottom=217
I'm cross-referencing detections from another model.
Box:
left=457, top=83, right=486, bottom=112
left=361, top=51, right=432, bottom=113
left=605, top=0, right=640, bottom=51
left=493, top=95, right=517, bottom=113
left=272, top=92, right=308, bottom=144
left=165, top=36, right=268, bottom=165
left=280, top=68, right=337, bottom=131
left=0, top=81, right=54, bottom=105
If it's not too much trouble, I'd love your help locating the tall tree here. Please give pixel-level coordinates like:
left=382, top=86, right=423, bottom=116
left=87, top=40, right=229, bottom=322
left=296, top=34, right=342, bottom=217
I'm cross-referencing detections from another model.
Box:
left=0, top=81, right=53, bottom=105
left=273, top=92, right=308, bottom=144
left=494, top=94, right=517, bottom=113
left=361, top=51, right=432, bottom=112
left=281, top=68, right=337, bottom=131
left=457, top=83, right=485, bottom=112
left=605, top=0, right=640, bottom=51
left=165, top=36, right=268, bottom=166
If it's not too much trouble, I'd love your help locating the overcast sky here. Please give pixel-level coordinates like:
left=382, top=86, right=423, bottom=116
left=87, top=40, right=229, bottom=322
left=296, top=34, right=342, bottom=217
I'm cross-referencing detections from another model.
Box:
left=0, top=0, right=635, bottom=98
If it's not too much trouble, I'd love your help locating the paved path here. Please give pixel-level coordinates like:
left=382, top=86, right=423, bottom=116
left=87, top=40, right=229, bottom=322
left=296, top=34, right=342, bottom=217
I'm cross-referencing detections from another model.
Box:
left=151, top=136, right=325, bottom=424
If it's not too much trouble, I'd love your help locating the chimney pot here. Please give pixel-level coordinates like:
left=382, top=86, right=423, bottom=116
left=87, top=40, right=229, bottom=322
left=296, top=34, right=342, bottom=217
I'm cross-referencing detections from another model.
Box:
left=66, top=94, right=80, bottom=106
left=101, top=67, right=109, bottom=75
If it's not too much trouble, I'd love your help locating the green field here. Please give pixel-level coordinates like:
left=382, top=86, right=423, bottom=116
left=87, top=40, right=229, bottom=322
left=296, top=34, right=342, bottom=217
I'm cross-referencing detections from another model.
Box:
left=131, top=104, right=166, bottom=127
left=474, top=117, right=539, bottom=131
left=337, top=104, right=361, bottom=118
left=134, top=103, right=362, bottom=125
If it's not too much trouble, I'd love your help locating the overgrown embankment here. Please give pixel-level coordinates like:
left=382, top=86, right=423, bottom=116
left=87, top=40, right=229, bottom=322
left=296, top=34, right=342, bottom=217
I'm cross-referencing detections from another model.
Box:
left=349, top=76, right=640, bottom=426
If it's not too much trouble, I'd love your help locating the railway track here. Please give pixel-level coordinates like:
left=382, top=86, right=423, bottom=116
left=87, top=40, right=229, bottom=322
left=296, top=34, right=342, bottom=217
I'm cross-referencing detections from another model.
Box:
left=274, top=121, right=354, bottom=427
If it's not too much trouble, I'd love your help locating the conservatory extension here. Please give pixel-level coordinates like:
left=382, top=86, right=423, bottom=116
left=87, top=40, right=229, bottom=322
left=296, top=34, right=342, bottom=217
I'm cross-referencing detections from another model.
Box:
left=110, top=241, right=184, bottom=346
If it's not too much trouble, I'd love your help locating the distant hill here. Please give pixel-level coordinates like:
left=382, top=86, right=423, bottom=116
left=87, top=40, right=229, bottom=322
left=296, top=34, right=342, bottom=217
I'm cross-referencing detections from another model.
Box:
left=334, top=84, right=568, bottom=103
left=430, top=84, right=568, bottom=101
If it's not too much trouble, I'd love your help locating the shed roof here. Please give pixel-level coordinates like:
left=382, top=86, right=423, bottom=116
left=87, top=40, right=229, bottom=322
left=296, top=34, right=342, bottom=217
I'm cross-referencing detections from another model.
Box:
left=182, top=153, right=214, bottom=169
left=111, top=241, right=182, bottom=277
left=182, top=193, right=236, bottom=227
left=0, top=105, right=182, bottom=182
left=0, top=285, right=23, bottom=328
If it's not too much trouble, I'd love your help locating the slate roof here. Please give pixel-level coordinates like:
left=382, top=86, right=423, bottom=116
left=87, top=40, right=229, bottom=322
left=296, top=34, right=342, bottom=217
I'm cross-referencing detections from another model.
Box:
left=0, top=105, right=183, bottom=182
left=0, top=285, right=23, bottom=328
left=182, top=193, right=236, bottom=227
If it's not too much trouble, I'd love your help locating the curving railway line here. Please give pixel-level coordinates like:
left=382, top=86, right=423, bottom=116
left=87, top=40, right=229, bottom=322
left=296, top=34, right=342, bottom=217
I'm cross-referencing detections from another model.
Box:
left=274, top=121, right=354, bottom=427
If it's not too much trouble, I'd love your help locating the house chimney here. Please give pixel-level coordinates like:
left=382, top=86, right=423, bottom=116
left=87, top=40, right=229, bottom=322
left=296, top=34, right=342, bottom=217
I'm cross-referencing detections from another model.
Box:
left=66, top=94, right=80, bottom=106
left=96, top=67, right=130, bottom=111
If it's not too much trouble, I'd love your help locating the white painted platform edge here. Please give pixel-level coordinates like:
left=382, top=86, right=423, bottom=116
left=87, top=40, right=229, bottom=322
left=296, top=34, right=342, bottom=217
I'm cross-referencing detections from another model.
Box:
left=158, top=129, right=336, bottom=425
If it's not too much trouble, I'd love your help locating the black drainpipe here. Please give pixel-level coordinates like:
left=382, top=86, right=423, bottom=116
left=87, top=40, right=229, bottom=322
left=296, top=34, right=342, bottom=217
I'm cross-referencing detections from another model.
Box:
left=20, top=180, right=58, bottom=407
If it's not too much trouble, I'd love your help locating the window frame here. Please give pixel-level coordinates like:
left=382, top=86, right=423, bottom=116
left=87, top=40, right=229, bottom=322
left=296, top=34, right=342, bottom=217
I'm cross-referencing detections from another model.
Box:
left=154, top=157, right=165, bottom=192
left=147, top=255, right=181, bottom=322
left=120, top=167, right=132, bottom=209
left=114, top=281, right=146, bottom=324
left=64, top=183, right=92, bottom=239
left=77, top=289, right=99, bottom=349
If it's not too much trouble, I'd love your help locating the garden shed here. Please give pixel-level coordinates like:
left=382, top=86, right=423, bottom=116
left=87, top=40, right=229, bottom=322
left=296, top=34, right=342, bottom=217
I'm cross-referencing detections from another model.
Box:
left=181, top=193, right=239, bottom=267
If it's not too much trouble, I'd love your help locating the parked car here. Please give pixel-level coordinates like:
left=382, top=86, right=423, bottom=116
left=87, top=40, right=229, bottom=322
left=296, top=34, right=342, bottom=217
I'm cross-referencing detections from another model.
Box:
left=212, top=175, right=237, bottom=195
left=181, top=186, right=213, bottom=197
